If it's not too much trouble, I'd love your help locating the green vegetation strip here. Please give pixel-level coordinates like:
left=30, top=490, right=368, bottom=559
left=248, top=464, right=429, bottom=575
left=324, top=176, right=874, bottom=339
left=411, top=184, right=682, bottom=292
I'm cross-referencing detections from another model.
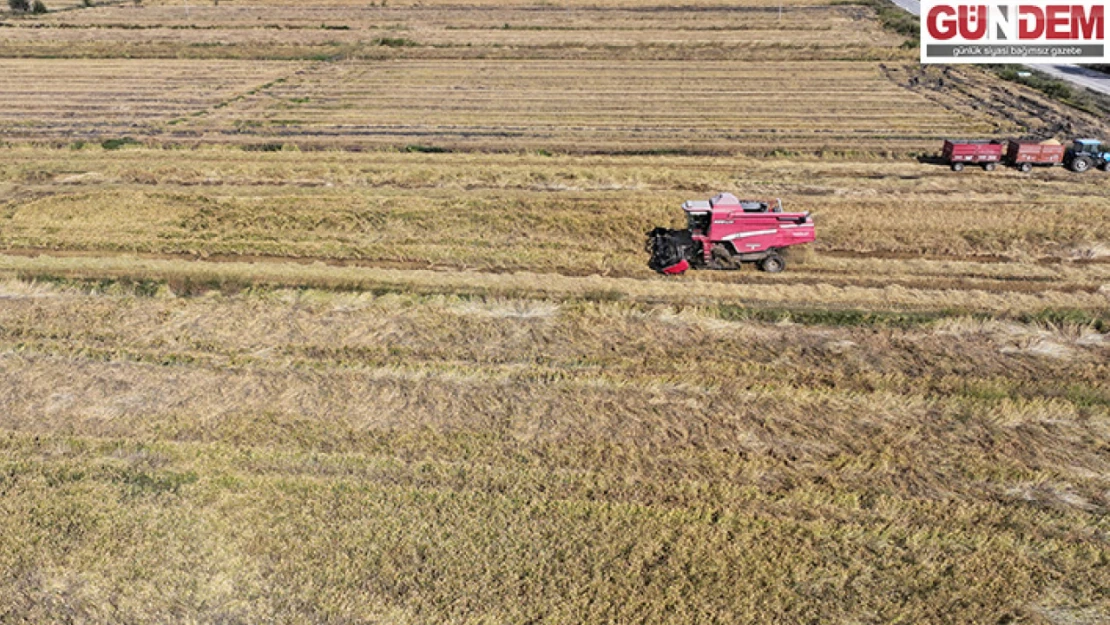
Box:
left=719, top=304, right=1108, bottom=331
left=990, top=65, right=1110, bottom=119
left=831, top=0, right=919, bottom=47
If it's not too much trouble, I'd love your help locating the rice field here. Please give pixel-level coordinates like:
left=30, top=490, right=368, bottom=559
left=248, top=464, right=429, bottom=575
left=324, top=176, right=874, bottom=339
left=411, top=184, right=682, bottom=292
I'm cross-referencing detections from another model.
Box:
left=3, top=148, right=1109, bottom=266
left=1, top=1, right=908, bottom=62
left=0, top=0, right=1108, bottom=623
left=0, top=274, right=1107, bottom=623
left=1, top=58, right=1008, bottom=153
left=2, top=0, right=1105, bottom=153
left=0, top=59, right=298, bottom=141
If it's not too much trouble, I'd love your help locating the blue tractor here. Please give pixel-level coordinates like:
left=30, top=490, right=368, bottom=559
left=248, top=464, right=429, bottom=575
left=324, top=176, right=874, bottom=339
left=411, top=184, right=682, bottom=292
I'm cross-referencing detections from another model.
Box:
left=1065, top=139, right=1110, bottom=173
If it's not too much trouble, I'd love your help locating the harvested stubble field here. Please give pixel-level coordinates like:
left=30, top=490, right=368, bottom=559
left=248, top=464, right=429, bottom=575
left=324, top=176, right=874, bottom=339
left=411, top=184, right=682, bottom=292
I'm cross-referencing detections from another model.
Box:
left=2, top=0, right=1107, bottom=153
left=1, top=58, right=1004, bottom=154
left=2, top=146, right=1109, bottom=624
left=0, top=1, right=1109, bottom=624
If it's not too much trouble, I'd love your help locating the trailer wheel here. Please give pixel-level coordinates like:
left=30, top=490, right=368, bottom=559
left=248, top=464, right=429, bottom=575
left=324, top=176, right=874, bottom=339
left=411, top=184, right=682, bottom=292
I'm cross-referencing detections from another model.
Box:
left=1019, top=162, right=1032, bottom=173
left=983, top=162, right=996, bottom=172
left=951, top=163, right=964, bottom=172
left=759, top=253, right=785, bottom=274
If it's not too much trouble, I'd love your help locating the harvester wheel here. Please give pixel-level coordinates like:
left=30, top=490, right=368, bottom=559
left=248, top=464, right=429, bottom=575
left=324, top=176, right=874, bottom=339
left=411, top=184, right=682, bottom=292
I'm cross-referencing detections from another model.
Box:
left=1019, top=162, right=1032, bottom=173
left=951, top=163, right=964, bottom=172
left=984, top=162, right=996, bottom=171
left=759, top=253, right=785, bottom=273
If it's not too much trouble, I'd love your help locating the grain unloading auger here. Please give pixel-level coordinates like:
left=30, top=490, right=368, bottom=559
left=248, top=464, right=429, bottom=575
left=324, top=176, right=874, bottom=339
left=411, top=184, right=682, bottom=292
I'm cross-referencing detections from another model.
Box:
left=647, top=193, right=814, bottom=274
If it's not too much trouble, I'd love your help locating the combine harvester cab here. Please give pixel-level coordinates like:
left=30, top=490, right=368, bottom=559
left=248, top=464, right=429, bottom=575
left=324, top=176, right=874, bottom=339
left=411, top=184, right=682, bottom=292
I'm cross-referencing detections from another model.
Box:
left=647, top=193, right=814, bottom=275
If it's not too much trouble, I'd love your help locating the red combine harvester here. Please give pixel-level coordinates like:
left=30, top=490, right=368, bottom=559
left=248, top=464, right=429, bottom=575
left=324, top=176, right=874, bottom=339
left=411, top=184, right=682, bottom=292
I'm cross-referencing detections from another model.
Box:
left=647, top=193, right=815, bottom=275
left=942, top=139, right=1003, bottom=171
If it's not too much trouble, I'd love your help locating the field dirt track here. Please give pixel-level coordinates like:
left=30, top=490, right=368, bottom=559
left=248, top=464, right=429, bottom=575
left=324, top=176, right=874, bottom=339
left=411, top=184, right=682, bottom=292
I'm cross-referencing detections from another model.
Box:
left=0, top=1, right=1108, bottom=624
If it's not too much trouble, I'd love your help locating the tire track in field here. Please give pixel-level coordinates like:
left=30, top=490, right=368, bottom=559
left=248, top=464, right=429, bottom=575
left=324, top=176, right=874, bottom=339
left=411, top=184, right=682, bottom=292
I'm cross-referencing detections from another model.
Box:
left=0, top=247, right=1102, bottom=297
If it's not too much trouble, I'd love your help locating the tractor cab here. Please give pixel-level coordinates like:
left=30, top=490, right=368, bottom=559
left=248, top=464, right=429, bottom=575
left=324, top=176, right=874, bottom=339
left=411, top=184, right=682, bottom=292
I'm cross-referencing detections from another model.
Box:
left=1071, top=139, right=1103, bottom=155
left=1065, top=138, right=1109, bottom=172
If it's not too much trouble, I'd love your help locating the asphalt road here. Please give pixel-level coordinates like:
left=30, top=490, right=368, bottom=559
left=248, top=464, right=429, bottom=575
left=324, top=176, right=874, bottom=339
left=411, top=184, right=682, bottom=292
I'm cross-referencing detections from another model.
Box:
left=1025, top=64, right=1110, bottom=96
left=888, top=0, right=1110, bottom=96
left=889, top=0, right=921, bottom=16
